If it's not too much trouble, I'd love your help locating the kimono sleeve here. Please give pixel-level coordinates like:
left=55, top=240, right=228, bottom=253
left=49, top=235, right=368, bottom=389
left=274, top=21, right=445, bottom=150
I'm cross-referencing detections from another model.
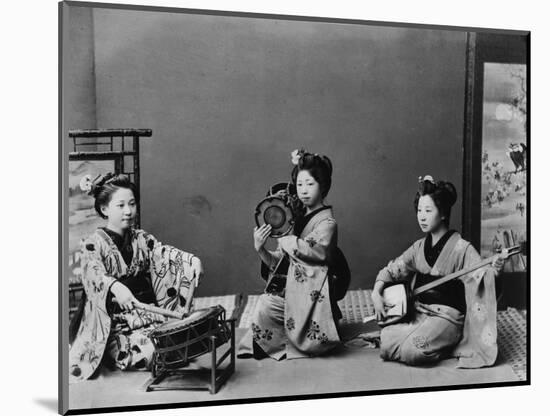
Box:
left=69, top=235, right=115, bottom=383
left=141, top=231, right=198, bottom=311
left=375, top=242, right=418, bottom=284
left=458, top=242, right=500, bottom=286
left=279, top=217, right=336, bottom=264
left=454, top=243, right=498, bottom=368
left=79, top=236, right=118, bottom=306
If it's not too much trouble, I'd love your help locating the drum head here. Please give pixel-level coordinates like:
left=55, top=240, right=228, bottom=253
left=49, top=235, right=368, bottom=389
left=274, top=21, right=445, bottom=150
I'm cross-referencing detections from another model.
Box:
left=152, top=306, right=222, bottom=336
left=255, top=196, right=294, bottom=238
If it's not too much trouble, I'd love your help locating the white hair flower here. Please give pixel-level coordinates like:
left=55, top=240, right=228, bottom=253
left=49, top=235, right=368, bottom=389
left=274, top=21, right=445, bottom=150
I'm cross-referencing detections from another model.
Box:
left=419, top=175, right=435, bottom=183
left=79, top=174, right=93, bottom=193
left=291, top=149, right=303, bottom=166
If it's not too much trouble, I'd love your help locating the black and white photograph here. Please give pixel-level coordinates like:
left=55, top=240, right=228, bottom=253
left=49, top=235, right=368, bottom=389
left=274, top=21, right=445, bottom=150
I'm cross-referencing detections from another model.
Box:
left=56, top=1, right=533, bottom=415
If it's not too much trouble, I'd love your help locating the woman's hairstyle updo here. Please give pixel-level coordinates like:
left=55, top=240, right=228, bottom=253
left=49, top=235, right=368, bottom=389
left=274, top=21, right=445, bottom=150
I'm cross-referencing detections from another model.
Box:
left=414, top=176, right=457, bottom=227
left=86, top=173, right=139, bottom=219
left=291, top=150, right=333, bottom=198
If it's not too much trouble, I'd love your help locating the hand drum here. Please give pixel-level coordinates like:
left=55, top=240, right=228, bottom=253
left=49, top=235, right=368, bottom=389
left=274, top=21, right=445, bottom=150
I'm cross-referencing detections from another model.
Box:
left=254, top=182, right=296, bottom=238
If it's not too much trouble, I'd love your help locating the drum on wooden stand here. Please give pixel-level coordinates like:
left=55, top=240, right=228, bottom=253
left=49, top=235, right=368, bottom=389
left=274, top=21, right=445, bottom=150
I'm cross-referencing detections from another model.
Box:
left=146, top=305, right=235, bottom=394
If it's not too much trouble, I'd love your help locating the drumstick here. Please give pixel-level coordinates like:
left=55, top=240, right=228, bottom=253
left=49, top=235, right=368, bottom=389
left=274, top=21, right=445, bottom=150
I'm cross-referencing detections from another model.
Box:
left=183, top=274, right=197, bottom=315
left=133, top=301, right=186, bottom=320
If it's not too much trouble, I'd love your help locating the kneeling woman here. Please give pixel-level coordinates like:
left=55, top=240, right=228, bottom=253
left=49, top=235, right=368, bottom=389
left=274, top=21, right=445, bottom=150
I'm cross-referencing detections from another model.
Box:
left=69, top=173, right=203, bottom=383
left=372, top=176, right=503, bottom=368
left=238, top=150, right=347, bottom=360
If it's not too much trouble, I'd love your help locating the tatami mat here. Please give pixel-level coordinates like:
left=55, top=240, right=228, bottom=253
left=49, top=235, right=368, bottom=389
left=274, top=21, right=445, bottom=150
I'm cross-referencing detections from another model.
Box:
left=238, top=290, right=376, bottom=328
left=497, top=307, right=527, bottom=381
left=192, top=293, right=244, bottom=321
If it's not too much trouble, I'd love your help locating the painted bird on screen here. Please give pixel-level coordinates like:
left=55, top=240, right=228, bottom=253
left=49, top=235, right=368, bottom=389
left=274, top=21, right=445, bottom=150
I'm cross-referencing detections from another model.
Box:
left=506, top=142, right=527, bottom=173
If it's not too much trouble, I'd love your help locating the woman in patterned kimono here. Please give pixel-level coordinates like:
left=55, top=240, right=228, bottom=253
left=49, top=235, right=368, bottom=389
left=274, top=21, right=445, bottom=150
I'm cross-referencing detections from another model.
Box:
left=69, top=173, right=203, bottom=383
left=238, top=149, right=347, bottom=360
left=372, top=176, right=504, bottom=368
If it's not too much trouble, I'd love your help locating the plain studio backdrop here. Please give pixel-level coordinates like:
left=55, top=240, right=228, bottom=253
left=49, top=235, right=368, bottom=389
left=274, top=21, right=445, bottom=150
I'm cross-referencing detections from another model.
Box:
left=65, top=6, right=465, bottom=296
left=1, top=0, right=547, bottom=416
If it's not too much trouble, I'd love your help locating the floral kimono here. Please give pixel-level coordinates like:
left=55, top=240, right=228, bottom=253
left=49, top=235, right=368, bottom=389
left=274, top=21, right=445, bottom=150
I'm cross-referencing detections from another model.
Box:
left=69, top=228, right=198, bottom=383
left=239, top=206, right=342, bottom=360
left=376, top=231, right=498, bottom=368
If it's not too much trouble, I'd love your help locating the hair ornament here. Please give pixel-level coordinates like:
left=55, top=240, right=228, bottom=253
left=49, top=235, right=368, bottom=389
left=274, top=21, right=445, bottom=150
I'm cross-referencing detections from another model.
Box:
left=79, top=172, right=117, bottom=195
left=102, top=172, right=117, bottom=186
left=419, top=175, right=435, bottom=184
left=291, top=148, right=306, bottom=166
left=79, top=174, right=94, bottom=193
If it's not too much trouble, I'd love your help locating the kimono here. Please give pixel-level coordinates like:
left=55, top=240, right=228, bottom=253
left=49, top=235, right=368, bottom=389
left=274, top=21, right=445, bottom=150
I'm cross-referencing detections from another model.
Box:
left=238, top=206, right=342, bottom=360
left=376, top=231, right=498, bottom=368
left=68, top=228, right=198, bottom=383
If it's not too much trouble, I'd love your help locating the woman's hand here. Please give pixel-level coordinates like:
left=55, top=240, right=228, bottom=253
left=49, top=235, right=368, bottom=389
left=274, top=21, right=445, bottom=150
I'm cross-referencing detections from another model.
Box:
left=110, top=282, right=137, bottom=312
left=371, top=290, right=387, bottom=321
left=371, top=281, right=394, bottom=322
left=190, top=256, right=204, bottom=285
left=254, top=224, right=272, bottom=252
left=491, top=254, right=505, bottom=273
